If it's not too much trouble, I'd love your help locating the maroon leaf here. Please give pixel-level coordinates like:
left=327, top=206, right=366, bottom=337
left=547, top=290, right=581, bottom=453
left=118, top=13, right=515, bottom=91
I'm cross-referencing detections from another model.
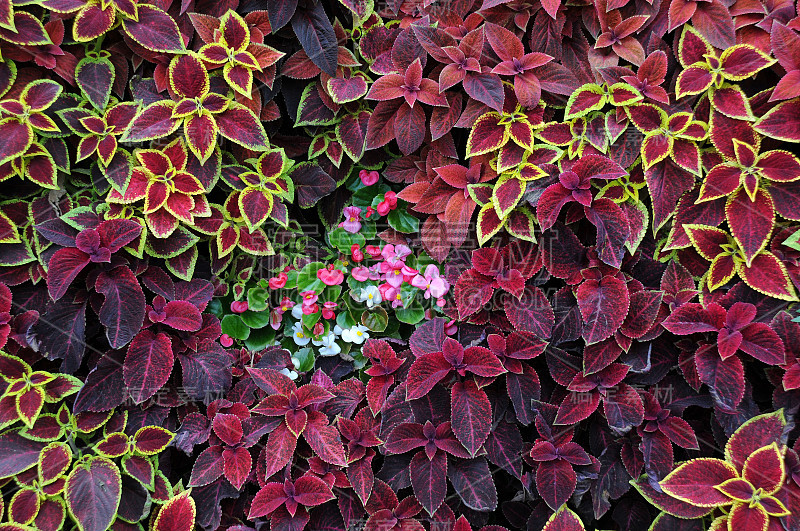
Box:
left=450, top=381, right=492, bottom=457
left=505, top=286, right=554, bottom=338
left=123, top=4, right=186, bottom=53
left=536, top=459, right=577, bottom=510
left=95, top=266, right=146, bottom=349
left=123, top=330, right=174, bottom=404
left=410, top=451, right=447, bottom=515
left=576, top=276, right=629, bottom=344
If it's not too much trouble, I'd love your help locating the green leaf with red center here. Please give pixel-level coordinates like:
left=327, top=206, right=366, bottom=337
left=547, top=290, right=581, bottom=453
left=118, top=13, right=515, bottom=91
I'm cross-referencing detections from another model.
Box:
left=122, top=4, right=186, bottom=53
left=676, top=66, right=714, bottom=99
left=698, top=163, right=741, bottom=202
left=627, top=104, right=666, bottom=133
left=65, top=457, right=121, bottom=531
left=0, top=352, right=31, bottom=381
left=710, top=110, right=759, bottom=161
left=492, top=175, right=525, bottom=219
left=76, top=54, right=114, bottom=112
left=607, top=82, right=642, bottom=106
left=72, top=3, right=115, bottom=41
left=0, top=118, right=33, bottom=167
left=564, top=84, right=606, bottom=120
left=95, top=432, right=129, bottom=458
left=725, top=187, right=773, bottom=267
left=169, top=55, right=209, bottom=100
left=659, top=458, right=738, bottom=506
left=16, top=387, right=44, bottom=428
left=684, top=224, right=729, bottom=260
left=0, top=12, right=51, bottom=45
left=720, top=478, right=762, bottom=506
left=122, top=455, right=154, bottom=488
left=728, top=503, right=770, bottom=531
left=542, top=505, right=586, bottom=531
left=38, top=442, right=71, bottom=485
left=466, top=113, right=508, bottom=157
left=725, top=410, right=787, bottom=471
left=133, top=426, right=174, bottom=455
left=0, top=0, right=12, bottom=30
left=328, top=76, right=369, bottom=105
left=632, top=474, right=713, bottom=519
left=719, top=45, right=775, bottom=80
left=336, top=110, right=370, bottom=162
left=738, top=251, right=799, bottom=301
left=154, top=491, right=196, bottom=531
left=710, top=85, right=754, bottom=120
left=123, top=330, right=174, bottom=404
left=216, top=102, right=270, bottom=151
left=678, top=26, right=713, bottom=68
left=122, top=101, right=180, bottom=143
left=238, top=188, right=274, bottom=232
left=741, top=442, right=785, bottom=494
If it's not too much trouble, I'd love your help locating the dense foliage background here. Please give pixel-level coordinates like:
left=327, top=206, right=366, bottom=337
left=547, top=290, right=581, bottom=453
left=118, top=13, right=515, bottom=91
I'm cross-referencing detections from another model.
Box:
left=1, top=0, right=800, bottom=530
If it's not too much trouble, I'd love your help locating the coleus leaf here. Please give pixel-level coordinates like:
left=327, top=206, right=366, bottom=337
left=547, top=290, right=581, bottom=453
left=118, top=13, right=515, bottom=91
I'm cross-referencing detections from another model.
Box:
left=65, top=457, right=122, bottom=531
left=450, top=381, right=492, bottom=457
left=659, top=458, right=738, bottom=506
left=95, top=265, right=146, bottom=349
left=543, top=505, right=586, bottom=530
left=123, top=5, right=186, bottom=53
left=154, top=491, right=196, bottom=531
left=576, top=276, right=629, bottom=344
left=123, top=330, right=174, bottom=404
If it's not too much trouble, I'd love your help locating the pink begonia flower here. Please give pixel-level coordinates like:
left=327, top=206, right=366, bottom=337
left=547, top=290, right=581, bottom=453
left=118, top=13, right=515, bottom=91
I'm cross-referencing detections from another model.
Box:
left=268, top=272, right=287, bottom=289
left=351, top=266, right=371, bottom=282
left=317, top=265, right=344, bottom=286
left=380, top=244, right=411, bottom=262
left=302, top=303, right=319, bottom=315
left=231, top=300, right=248, bottom=313
left=411, top=264, right=449, bottom=299
left=381, top=259, right=405, bottom=287
left=383, top=285, right=405, bottom=308
left=365, top=245, right=382, bottom=258
left=220, top=334, right=234, bottom=347
left=402, top=264, right=419, bottom=283
left=351, top=244, right=364, bottom=262
left=322, top=301, right=337, bottom=319
left=270, top=297, right=295, bottom=330
left=300, top=290, right=318, bottom=306
left=359, top=169, right=380, bottom=186
left=340, top=206, right=362, bottom=233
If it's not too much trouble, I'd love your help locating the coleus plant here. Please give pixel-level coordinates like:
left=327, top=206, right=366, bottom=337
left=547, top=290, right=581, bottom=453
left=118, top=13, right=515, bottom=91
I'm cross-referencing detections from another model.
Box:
left=652, top=410, right=794, bottom=530
left=2, top=0, right=800, bottom=530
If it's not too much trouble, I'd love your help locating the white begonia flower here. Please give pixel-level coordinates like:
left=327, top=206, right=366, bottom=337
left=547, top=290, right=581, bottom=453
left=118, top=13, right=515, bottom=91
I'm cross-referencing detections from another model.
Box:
left=333, top=325, right=344, bottom=336
left=341, top=324, right=369, bottom=344
left=291, top=304, right=304, bottom=320
left=316, top=332, right=341, bottom=357
left=292, top=321, right=310, bottom=346
left=280, top=367, right=299, bottom=380
left=359, top=285, right=382, bottom=308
